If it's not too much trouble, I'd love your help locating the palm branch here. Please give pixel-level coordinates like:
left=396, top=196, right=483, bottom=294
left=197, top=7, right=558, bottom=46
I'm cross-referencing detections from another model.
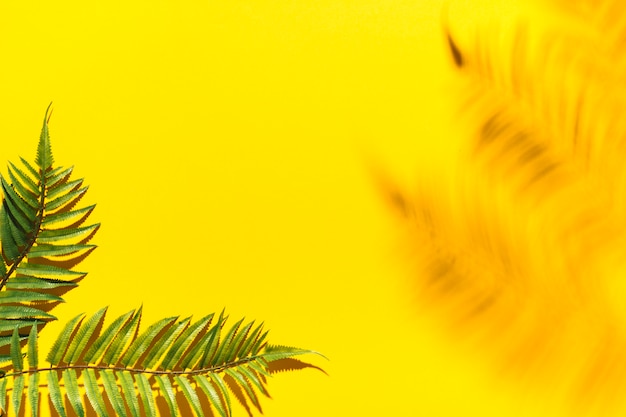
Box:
left=0, top=307, right=320, bottom=417
left=0, top=103, right=98, bottom=347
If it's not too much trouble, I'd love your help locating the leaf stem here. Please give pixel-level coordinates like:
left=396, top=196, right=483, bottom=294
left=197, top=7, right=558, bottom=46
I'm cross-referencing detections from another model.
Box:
left=0, top=355, right=264, bottom=379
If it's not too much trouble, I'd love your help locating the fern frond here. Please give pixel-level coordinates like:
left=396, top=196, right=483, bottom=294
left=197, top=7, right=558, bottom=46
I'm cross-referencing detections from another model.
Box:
left=0, top=105, right=98, bottom=335
left=0, top=307, right=323, bottom=416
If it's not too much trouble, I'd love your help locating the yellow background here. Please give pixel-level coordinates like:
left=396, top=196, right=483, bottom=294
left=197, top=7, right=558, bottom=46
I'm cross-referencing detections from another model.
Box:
left=0, top=0, right=560, bottom=416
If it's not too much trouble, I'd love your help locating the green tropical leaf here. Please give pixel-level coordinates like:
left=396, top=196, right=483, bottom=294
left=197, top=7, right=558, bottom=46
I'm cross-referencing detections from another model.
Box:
left=0, top=308, right=323, bottom=416
left=0, top=106, right=98, bottom=333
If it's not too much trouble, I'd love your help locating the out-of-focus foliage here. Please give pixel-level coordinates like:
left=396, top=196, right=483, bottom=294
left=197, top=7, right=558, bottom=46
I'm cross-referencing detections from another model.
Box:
left=386, top=0, right=626, bottom=414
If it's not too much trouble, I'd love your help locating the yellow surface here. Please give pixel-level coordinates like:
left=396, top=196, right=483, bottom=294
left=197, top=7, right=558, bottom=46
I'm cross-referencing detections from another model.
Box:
left=0, top=0, right=613, bottom=416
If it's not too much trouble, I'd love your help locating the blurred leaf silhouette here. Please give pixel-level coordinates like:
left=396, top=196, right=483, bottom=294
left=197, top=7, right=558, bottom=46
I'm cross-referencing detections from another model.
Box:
left=386, top=1, right=626, bottom=414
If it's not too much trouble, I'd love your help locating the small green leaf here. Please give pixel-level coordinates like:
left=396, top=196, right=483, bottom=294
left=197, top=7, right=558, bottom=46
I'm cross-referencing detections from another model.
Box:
left=135, top=373, right=157, bottom=417
left=211, top=374, right=232, bottom=417
left=36, top=104, right=54, bottom=172
left=16, top=262, right=85, bottom=277
left=161, top=313, right=213, bottom=370
left=9, top=162, right=39, bottom=195
left=143, top=317, right=190, bottom=369
left=0, top=206, right=20, bottom=262
left=194, top=375, right=228, bottom=417
left=19, top=157, right=39, bottom=180
left=38, top=223, right=99, bottom=243
left=100, top=371, right=126, bottom=417
left=175, top=375, right=205, bottom=417
left=0, top=320, right=40, bottom=333
left=46, top=186, right=88, bottom=212
left=261, top=344, right=323, bottom=362
left=6, top=169, right=39, bottom=209
left=28, top=324, right=38, bottom=368
left=212, top=317, right=244, bottom=366
left=0, top=305, right=54, bottom=320
left=47, top=371, right=67, bottom=417
left=47, top=313, right=84, bottom=364
left=46, top=178, right=82, bottom=200
left=63, top=369, right=84, bottom=417
left=156, top=375, right=178, bottom=417
left=83, top=369, right=108, bottom=417
left=63, top=307, right=107, bottom=364
left=42, top=204, right=95, bottom=226
left=10, top=327, right=22, bottom=372
left=12, top=374, right=24, bottom=415
left=6, top=276, right=76, bottom=290
left=101, top=307, right=142, bottom=365
left=83, top=310, right=133, bottom=363
left=28, top=371, right=40, bottom=417
left=29, top=243, right=96, bottom=257
left=121, top=316, right=177, bottom=367
left=119, top=371, right=141, bottom=417
left=0, top=375, right=7, bottom=414
left=46, top=166, right=72, bottom=188
left=225, top=368, right=261, bottom=411
left=0, top=290, right=62, bottom=304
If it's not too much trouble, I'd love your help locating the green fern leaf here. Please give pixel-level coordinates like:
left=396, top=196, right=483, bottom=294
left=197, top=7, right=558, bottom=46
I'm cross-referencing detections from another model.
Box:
left=0, top=106, right=98, bottom=333
left=0, top=308, right=323, bottom=417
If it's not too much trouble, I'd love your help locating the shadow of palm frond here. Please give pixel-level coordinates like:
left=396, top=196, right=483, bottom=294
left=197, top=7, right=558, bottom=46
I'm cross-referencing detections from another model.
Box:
left=386, top=1, right=626, bottom=414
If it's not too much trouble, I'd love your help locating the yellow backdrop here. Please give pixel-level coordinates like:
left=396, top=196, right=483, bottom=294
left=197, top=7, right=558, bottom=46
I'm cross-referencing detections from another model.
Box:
left=0, top=0, right=597, bottom=416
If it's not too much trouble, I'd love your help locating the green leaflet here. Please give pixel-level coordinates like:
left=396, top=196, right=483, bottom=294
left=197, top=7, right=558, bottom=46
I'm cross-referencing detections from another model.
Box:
left=12, top=374, right=24, bottom=416
left=63, top=369, right=84, bottom=417
left=102, top=370, right=127, bottom=417
left=6, top=276, right=77, bottom=290
left=83, top=369, right=108, bottom=417
left=194, top=375, right=228, bottom=417
left=63, top=307, right=107, bottom=364
left=135, top=373, right=157, bottom=417
left=29, top=243, right=96, bottom=257
left=175, top=375, right=205, bottom=417
left=47, top=371, right=67, bottom=417
left=36, top=104, right=54, bottom=172
left=119, top=371, right=141, bottom=417
left=46, top=313, right=85, bottom=364
left=0, top=290, right=62, bottom=304
left=156, top=375, right=178, bottom=416
left=0, top=306, right=54, bottom=320
left=120, top=315, right=177, bottom=367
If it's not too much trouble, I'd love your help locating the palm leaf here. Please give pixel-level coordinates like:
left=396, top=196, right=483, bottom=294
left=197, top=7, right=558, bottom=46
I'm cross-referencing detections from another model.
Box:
left=0, top=307, right=323, bottom=416
left=0, top=105, right=98, bottom=337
